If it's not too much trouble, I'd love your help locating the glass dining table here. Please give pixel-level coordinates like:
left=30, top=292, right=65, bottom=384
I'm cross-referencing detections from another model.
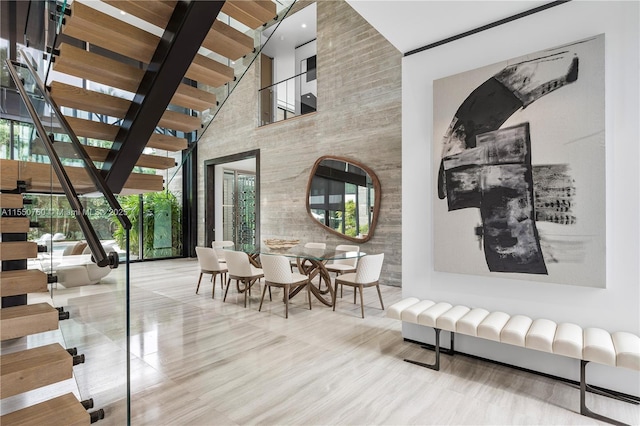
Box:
left=234, top=244, right=365, bottom=307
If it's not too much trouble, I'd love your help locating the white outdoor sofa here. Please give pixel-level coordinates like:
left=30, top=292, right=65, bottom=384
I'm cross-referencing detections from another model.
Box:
left=387, top=297, right=640, bottom=425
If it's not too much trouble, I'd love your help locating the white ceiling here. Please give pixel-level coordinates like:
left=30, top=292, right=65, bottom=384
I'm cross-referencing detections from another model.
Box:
left=261, top=3, right=317, bottom=59
left=345, top=1, right=551, bottom=54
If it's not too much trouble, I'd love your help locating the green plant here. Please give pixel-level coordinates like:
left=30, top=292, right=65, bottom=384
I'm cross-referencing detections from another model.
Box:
left=111, top=191, right=182, bottom=259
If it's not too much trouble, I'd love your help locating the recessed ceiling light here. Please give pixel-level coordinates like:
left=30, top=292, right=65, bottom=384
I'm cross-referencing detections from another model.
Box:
left=301, top=23, right=307, bottom=28
left=120, top=10, right=126, bottom=15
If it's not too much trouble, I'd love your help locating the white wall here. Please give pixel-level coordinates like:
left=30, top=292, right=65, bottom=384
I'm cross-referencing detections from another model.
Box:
left=402, top=1, right=639, bottom=395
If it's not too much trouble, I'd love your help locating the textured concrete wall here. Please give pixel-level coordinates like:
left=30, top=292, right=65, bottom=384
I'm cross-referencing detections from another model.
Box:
left=197, top=0, right=402, bottom=286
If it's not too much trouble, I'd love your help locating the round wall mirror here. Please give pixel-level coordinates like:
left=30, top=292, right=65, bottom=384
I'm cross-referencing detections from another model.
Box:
left=306, top=156, right=381, bottom=243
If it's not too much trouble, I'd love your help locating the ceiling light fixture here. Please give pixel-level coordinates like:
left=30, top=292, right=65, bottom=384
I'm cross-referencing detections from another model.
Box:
left=120, top=10, right=126, bottom=15
left=301, top=23, right=307, bottom=28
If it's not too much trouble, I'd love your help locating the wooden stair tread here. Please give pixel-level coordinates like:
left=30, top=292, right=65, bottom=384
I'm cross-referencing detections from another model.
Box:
left=187, top=55, right=235, bottom=88
left=54, top=43, right=143, bottom=93
left=158, top=110, right=202, bottom=134
left=0, top=303, right=59, bottom=341
left=64, top=117, right=188, bottom=152
left=222, top=0, right=277, bottom=29
left=64, top=1, right=159, bottom=65
left=104, top=0, right=253, bottom=60
left=64, top=2, right=234, bottom=88
left=0, top=193, right=24, bottom=208
left=0, top=343, right=72, bottom=398
left=1, top=159, right=19, bottom=191
left=206, top=20, right=254, bottom=61
left=54, top=44, right=215, bottom=111
left=0, top=241, right=38, bottom=261
left=51, top=81, right=201, bottom=133
left=0, top=159, right=164, bottom=195
left=31, top=141, right=176, bottom=170
left=51, top=81, right=130, bottom=119
left=0, top=217, right=30, bottom=233
left=103, top=0, right=176, bottom=29
left=172, top=84, right=217, bottom=113
left=0, top=393, right=90, bottom=426
left=0, top=270, right=48, bottom=297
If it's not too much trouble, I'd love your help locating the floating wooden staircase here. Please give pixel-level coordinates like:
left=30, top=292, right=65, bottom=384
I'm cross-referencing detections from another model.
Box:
left=44, top=0, right=276, bottom=194
left=0, top=191, right=100, bottom=424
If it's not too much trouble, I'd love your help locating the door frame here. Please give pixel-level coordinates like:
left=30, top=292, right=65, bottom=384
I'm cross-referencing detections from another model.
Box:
left=204, top=149, right=260, bottom=248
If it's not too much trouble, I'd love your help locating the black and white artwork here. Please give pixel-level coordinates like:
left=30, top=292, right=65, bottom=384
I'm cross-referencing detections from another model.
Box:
left=433, top=34, right=605, bottom=287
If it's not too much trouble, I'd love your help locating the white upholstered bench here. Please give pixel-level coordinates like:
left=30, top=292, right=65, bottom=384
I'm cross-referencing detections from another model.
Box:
left=387, top=297, right=640, bottom=425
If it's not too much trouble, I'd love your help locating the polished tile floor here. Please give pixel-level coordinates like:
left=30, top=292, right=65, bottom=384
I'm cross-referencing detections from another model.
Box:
left=2, top=258, right=639, bottom=425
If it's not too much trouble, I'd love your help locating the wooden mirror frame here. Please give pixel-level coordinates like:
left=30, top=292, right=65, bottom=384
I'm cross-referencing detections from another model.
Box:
left=306, top=155, right=381, bottom=243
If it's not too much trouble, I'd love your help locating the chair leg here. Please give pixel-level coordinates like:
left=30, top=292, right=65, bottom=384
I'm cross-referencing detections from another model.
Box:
left=259, top=284, right=268, bottom=312
left=244, top=280, right=248, bottom=308
left=359, top=285, right=365, bottom=318
left=307, top=281, right=312, bottom=310
left=376, top=283, right=384, bottom=310
left=196, top=272, right=203, bottom=294
left=332, top=282, right=338, bottom=311
left=223, top=277, right=232, bottom=301
left=353, top=286, right=357, bottom=304
left=284, top=285, right=290, bottom=319
left=212, top=273, right=217, bottom=299
left=268, top=285, right=272, bottom=301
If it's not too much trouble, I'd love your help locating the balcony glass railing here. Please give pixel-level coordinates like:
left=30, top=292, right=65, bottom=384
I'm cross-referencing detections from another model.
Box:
left=258, top=71, right=317, bottom=126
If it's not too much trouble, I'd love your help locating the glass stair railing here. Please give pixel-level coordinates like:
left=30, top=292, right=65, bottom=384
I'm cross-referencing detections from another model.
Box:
left=2, top=50, right=131, bottom=423
left=166, top=0, right=297, bottom=187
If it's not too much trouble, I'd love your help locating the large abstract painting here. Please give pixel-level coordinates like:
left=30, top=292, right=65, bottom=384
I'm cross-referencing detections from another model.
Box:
left=433, top=34, right=605, bottom=287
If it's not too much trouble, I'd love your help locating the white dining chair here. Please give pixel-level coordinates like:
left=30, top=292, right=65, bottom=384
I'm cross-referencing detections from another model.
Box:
left=326, top=244, right=360, bottom=297
left=291, top=242, right=326, bottom=273
left=333, top=253, right=385, bottom=318
left=260, top=254, right=312, bottom=318
left=195, top=247, right=228, bottom=299
left=212, top=240, right=234, bottom=263
left=223, top=250, right=264, bottom=308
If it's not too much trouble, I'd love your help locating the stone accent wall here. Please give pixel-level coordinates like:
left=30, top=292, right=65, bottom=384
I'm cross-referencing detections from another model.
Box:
left=197, top=0, right=402, bottom=286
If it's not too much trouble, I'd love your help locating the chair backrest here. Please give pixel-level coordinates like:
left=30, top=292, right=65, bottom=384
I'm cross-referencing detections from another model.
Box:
left=333, top=244, right=360, bottom=267
left=260, top=254, right=296, bottom=284
left=355, top=253, right=384, bottom=284
left=304, top=242, right=326, bottom=250
left=224, top=250, right=254, bottom=277
left=195, top=247, right=222, bottom=271
left=212, top=240, right=234, bottom=249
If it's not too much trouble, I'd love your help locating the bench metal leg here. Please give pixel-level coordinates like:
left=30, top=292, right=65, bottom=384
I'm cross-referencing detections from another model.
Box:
left=419, top=330, right=455, bottom=356
left=580, top=360, right=629, bottom=426
left=404, top=328, right=446, bottom=371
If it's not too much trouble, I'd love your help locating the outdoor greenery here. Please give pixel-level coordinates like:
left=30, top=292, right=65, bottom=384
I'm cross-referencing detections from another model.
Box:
left=111, top=191, right=182, bottom=259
